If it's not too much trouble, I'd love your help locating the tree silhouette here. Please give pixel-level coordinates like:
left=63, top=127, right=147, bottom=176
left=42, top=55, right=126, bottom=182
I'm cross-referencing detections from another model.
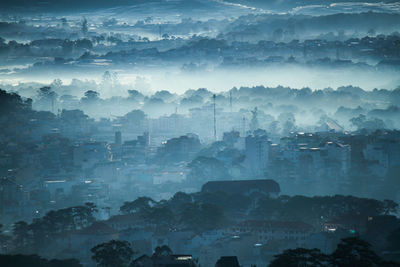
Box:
left=91, top=240, right=134, bottom=267
left=330, top=237, right=385, bottom=267
left=153, top=245, right=172, bottom=256
left=12, top=221, right=30, bottom=251
left=37, top=86, right=57, bottom=112
left=269, top=248, right=329, bottom=267
left=81, top=17, right=88, bottom=36
left=120, top=197, right=156, bottom=215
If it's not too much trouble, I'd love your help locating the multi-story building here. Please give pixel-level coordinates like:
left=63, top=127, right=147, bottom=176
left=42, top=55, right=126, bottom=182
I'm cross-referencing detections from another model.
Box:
left=245, top=133, right=270, bottom=176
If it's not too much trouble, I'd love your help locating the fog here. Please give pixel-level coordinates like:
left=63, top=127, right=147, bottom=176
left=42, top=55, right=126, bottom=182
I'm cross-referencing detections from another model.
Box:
left=1, top=1, right=400, bottom=267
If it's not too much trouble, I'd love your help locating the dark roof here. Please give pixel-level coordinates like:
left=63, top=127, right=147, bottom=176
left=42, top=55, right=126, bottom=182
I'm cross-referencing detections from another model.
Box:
left=201, top=179, right=280, bottom=195
left=215, top=256, right=240, bottom=267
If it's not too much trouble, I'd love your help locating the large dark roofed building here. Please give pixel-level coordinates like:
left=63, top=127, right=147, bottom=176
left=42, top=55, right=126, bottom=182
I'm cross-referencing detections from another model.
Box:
left=201, top=179, right=280, bottom=197
left=215, top=256, right=240, bottom=267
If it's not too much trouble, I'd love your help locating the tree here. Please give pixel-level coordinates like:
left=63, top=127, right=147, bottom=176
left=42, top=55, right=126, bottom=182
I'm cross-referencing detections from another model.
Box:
left=278, top=112, right=296, bottom=134
left=330, top=237, right=383, bottom=267
left=12, top=221, right=30, bottom=251
left=61, top=18, right=68, bottom=28
left=187, top=156, right=231, bottom=184
left=24, top=203, right=98, bottom=250
left=382, top=199, right=398, bottom=215
left=153, top=245, right=172, bottom=256
left=81, top=90, right=100, bottom=104
left=367, top=28, right=376, bottom=36
left=381, top=166, right=400, bottom=201
left=350, top=114, right=386, bottom=131
left=145, top=206, right=175, bottom=226
left=120, top=197, right=156, bottom=215
left=269, top=248, right=329, bottom=267
left=127, top=90, right=144, bottom=101
left=0, top=254, right=82, bottom=267
left=387, top=227, right=400, bottom=252
left=91, top=240, right=134, bottom=267
left=0, top=89, right=31, bottom=114
left=82, top=17, right=88, bottom=36
left=51, top=78, right=63, bottom=88
left=122, top=110, right=146, bottom=125
left=0, top=224, right=11, bottom=253
left=37, top=86, right=58, bottom=113
left=102, top=71, right=112, bottom=85
left=273, top=28, right=284, bottom=40
left=250, top=107, right=259, bottom=132
left=72, top=202, right=98, bottom=229
left=180, top=203, right=225, bottom=231
left=170, top=191, right=193, bottom=212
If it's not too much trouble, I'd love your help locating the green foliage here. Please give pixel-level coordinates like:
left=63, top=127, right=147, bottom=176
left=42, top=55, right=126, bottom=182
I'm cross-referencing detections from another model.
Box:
left=350, top=114, right=386, bottom=131
left=12, top=203, right=97, bottom=250
left=252, top=195, right=395, bottom=225
left=120, top=197, right=156, bottom=215
left=145, top=206, right=175, bottom=226
left=180, top=202, right=225, bottom=231
left=187, top=156, right=231, bottom=184
left=380, top=166, right=400, bottom=201
left=153, top=245, right=172, bottom=256
left=330, top=237, right=383, bottom=267
left=387, top=227, right=400, bottom=252
left=0, top=254, right=82, bottom=267
left=269, top=248, right=329, bottom=267
left=91, top=240, right=134, bottom=267
left=122, top=109, right=146, bottom=124
left=270, top=237, right=397, bottom=267
left=169, top=191, right=193, bottom=212
left=12, top=221, right=30, bottom=251
left=0, top=89, right=31, bottom=114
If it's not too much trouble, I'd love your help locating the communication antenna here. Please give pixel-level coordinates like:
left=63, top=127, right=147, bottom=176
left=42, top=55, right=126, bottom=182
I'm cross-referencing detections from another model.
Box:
left=213, top=94, right=216, bottom=141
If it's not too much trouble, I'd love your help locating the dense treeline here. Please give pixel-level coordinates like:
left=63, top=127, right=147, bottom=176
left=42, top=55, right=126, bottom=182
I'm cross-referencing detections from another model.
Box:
left=269, top=237, right=399, bottom=267
left=0, top=254, right=82, bottom=267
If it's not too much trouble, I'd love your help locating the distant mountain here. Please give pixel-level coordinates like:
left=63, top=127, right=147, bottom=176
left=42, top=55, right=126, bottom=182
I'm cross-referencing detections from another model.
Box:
left=1, top=0, right=398, bottom=16
left=0, top=0, right=161, bottom=11
left=0, top=0, right=258, bottom=18
left=226, top=0, right=396, bottom=9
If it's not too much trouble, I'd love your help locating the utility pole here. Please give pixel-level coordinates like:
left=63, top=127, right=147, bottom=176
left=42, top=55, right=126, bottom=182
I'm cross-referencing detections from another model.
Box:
left=213, top=94, right=216, bottom=141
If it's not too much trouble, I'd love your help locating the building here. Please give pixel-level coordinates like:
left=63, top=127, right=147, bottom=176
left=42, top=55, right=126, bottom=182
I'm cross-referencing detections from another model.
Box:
left=244, top=133, right=271, bottom=176
left=215, top=256, right=240, bottom=267
left=230, top=220, right=313, bottom=247
left=363, top=140, right=400, bottom=177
